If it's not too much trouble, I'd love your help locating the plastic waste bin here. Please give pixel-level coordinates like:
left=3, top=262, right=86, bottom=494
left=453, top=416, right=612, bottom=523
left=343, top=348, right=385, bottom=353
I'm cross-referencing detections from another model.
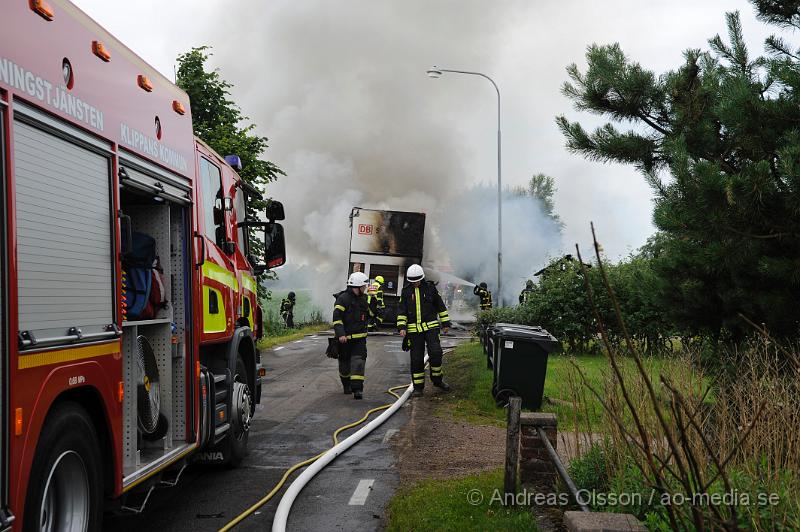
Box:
left=484, top=322, right=522, bottom=370
left=489, top=325, right=558, bottom=409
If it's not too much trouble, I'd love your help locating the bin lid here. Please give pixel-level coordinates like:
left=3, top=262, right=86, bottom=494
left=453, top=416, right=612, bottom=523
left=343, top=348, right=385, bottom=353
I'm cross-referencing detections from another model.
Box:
left=495, top=326, right=558, bottom=352
left=493, top=323, right=544, bottom=331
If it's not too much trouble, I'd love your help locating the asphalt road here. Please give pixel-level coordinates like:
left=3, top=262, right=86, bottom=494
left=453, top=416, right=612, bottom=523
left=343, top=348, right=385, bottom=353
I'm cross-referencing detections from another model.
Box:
left=104, top=332, right=465, bottom=531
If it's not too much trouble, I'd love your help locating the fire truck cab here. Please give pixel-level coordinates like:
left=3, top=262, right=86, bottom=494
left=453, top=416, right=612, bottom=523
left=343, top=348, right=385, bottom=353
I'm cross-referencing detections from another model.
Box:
left=0, top=1, right=286, bottom=529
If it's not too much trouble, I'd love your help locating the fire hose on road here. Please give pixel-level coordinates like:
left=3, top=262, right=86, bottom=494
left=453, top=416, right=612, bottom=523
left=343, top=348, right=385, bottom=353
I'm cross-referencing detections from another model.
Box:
left=220, top=352, right=439, bottom=531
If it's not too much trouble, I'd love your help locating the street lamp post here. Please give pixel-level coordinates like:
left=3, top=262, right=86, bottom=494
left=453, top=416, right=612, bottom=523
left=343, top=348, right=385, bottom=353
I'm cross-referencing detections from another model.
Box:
left=427, top=66, right=503, bottom=306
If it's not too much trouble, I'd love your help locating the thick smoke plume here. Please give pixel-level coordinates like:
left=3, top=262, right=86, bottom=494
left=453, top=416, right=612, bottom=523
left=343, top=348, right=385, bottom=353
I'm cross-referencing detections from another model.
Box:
left=204, top=0, right=562, bottom=312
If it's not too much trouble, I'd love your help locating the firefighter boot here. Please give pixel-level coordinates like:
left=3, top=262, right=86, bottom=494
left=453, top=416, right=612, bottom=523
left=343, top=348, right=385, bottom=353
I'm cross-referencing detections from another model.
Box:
left=353, top=390, right=363, bottom=400
left=433, top=380, right=451, bottom=392
left=341, top=376, right=351, bottom=394
left=412, top=387, right=424, bottom=398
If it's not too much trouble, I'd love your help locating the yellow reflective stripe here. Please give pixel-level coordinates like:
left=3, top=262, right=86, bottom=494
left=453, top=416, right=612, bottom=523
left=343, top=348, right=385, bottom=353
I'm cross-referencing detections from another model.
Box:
left=350, top=375, right=365, bottom=381
left=438, top=312, right=449, bottom=319
left=347, top=333, right=368, bottom=339
left=333, top=320, right=343, bottom=325
left=340, top=373, right=351, bottom=378
left=407, top=324, right=418, bottom=332
left=413, top=378, right=425, bottom=384
left=202, top=261, right=239, bottom=291
left=414, top=287, right=421, bottom=328
left=18, top=342, right=119, bottom=370
left=412, top=372, right=425, bottom=378
left=335, top=305, right=346, bottom=311
left=241, top=273, right=257, bottom=294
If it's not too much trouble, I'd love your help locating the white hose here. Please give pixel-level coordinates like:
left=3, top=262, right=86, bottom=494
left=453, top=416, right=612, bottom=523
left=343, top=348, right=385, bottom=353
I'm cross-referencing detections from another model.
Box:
left=271, top=354, right=427, bottom=532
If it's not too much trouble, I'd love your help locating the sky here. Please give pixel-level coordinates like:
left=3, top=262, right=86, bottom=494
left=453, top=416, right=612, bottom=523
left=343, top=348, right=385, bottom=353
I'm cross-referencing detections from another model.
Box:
left=71, top=0, right=780, bottom=297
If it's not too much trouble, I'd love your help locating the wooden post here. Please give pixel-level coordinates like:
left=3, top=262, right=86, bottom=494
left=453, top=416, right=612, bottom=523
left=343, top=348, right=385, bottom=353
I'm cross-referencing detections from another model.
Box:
left=504, top=396, right=522, bottom=503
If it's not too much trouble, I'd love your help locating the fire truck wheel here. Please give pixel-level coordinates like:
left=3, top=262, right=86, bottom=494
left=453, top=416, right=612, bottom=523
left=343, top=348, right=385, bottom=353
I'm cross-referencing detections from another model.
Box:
left=24, top=401, right=103, bottom=532
left=227, top=354, right=252, bottom=468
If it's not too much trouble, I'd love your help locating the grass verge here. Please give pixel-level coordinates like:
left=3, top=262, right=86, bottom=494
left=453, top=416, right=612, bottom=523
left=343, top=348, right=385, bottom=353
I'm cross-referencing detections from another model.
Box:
left=439, top=341, right=684, bottom=428
left=385, top=469, right=538, bottom=532
left=257, top=324, right=331, bottom=350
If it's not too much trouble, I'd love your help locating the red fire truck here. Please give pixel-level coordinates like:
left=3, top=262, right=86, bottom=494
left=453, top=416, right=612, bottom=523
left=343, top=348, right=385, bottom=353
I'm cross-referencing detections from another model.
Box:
left=0, top=1, right=287, bottom=529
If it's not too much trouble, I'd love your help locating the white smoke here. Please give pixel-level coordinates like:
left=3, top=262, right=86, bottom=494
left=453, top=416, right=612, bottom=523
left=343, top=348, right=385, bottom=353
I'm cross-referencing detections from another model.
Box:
left=200, top=0, right=565, bottom=312
left=430, top=185, right=563, bottom=306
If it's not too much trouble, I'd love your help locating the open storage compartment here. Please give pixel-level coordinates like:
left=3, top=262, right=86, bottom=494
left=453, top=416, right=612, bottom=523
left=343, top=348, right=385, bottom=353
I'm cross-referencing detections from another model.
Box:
left=119, top=185, right=192, bottom=482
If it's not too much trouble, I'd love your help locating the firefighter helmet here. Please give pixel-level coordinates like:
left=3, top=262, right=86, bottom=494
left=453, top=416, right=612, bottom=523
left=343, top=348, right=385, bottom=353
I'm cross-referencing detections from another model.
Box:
left=406, top=264, right=425, bottom=282
left=526, top=280, right=533, bottom=288
left=480, top=282, right=487, bottom=289
left=375, top=275, right=385, bottom=285
left=288, top=291, right=296, bottom=299
left=347, top=272, right=369, bottom=287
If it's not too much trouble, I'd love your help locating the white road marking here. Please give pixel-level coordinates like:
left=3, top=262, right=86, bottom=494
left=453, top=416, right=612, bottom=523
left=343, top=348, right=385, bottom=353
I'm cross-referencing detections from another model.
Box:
left=294, top=340, right=304, bottom=344
left=274, top=346, right=285, bottom=351
left=382, top=429, right=398, bottom=443
left=348, top=479, right=375, bottom=506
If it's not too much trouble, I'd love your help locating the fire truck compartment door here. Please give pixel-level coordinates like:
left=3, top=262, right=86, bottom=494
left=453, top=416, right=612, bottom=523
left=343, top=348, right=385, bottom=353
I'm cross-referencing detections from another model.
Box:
left=119, top=160, right=192, bottom=205
left=14, top=119, right=115, bottom=346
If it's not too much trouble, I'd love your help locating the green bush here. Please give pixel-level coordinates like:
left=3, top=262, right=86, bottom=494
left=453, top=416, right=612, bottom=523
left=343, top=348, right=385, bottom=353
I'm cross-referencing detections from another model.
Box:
left=568, top=442, right=610, bottom=496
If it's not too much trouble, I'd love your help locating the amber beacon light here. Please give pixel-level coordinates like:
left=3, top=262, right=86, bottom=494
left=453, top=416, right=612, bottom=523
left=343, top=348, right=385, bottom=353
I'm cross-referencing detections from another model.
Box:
left=30, top=0, right=54, bottom=21
left=92, top=40, right=112, bottom=62
left=137, top=74, right=153, bottom=92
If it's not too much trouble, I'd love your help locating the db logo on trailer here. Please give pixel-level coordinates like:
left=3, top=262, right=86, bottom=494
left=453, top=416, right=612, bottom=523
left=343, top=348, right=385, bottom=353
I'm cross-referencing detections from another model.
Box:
left=358, top=224, right=373, bottom=235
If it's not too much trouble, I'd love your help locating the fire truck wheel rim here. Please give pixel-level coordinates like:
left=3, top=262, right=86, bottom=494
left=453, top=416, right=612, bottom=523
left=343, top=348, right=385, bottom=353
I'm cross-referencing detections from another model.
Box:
left=39, top=450, right=90, bottom=532
left=232, top=380, right=252, bottom=441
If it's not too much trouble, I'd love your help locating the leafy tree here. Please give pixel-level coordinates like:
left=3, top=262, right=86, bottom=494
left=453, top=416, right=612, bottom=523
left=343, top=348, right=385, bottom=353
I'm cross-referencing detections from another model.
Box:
left=556, top=8, right=800, bottom=342
left=512, top=173, right=563, bottom=228
left=176, top=46, right=284, bottom=299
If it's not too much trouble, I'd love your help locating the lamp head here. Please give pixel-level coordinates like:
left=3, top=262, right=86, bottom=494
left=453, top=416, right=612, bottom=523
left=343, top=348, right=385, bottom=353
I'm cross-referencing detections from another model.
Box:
left=426, top=66, right=442, bottom=79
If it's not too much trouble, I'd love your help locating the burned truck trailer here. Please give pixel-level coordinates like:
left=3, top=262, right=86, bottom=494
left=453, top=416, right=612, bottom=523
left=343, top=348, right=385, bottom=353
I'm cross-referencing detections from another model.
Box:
left=348, top=208, right=425, bottom=326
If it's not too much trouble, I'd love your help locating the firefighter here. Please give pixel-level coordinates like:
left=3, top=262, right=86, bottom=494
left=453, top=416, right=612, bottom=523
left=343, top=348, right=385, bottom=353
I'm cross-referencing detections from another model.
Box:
left=397, top=264, right=451, bottom=397
left=367, top=275, right=386, bottom=331
left=373, top=275, right=386, bottom=311
left=473, top=282, right=493, bottom=310
left=333, top=272, right=377, bottom=399
left=280, top=291, right=296, bottom=328
left=519, top=279, right=535, bottom=305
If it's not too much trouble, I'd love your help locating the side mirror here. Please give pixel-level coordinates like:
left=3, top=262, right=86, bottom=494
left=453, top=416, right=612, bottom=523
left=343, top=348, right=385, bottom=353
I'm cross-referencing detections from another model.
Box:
left=239, top=221, right=286, bottom=273
left=265, top=200, right=285, bottom=221
left=264, top=222, right=286, bottom=269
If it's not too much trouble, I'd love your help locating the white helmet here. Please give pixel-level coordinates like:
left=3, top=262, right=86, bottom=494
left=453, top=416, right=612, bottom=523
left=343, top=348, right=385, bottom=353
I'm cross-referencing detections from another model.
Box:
left=347, top=272, right=369, bottom=287
left=406, top=264, right=425, bottom=282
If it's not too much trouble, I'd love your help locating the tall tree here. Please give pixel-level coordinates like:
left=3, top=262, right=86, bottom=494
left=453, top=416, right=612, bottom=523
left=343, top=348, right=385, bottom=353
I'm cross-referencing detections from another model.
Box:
left=512, top=173, right=564, bottom=229
left=556, top=8, right=800, bottom=341
left=176, top=47, right=284, bottom=296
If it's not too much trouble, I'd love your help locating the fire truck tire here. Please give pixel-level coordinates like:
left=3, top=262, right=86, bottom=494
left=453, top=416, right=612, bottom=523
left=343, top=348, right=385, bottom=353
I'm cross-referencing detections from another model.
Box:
left=143, top=413, right=169, bottom=442
left=24, top=401, right=103, bottom=532
left=227, top=354, right=252, bottom=468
